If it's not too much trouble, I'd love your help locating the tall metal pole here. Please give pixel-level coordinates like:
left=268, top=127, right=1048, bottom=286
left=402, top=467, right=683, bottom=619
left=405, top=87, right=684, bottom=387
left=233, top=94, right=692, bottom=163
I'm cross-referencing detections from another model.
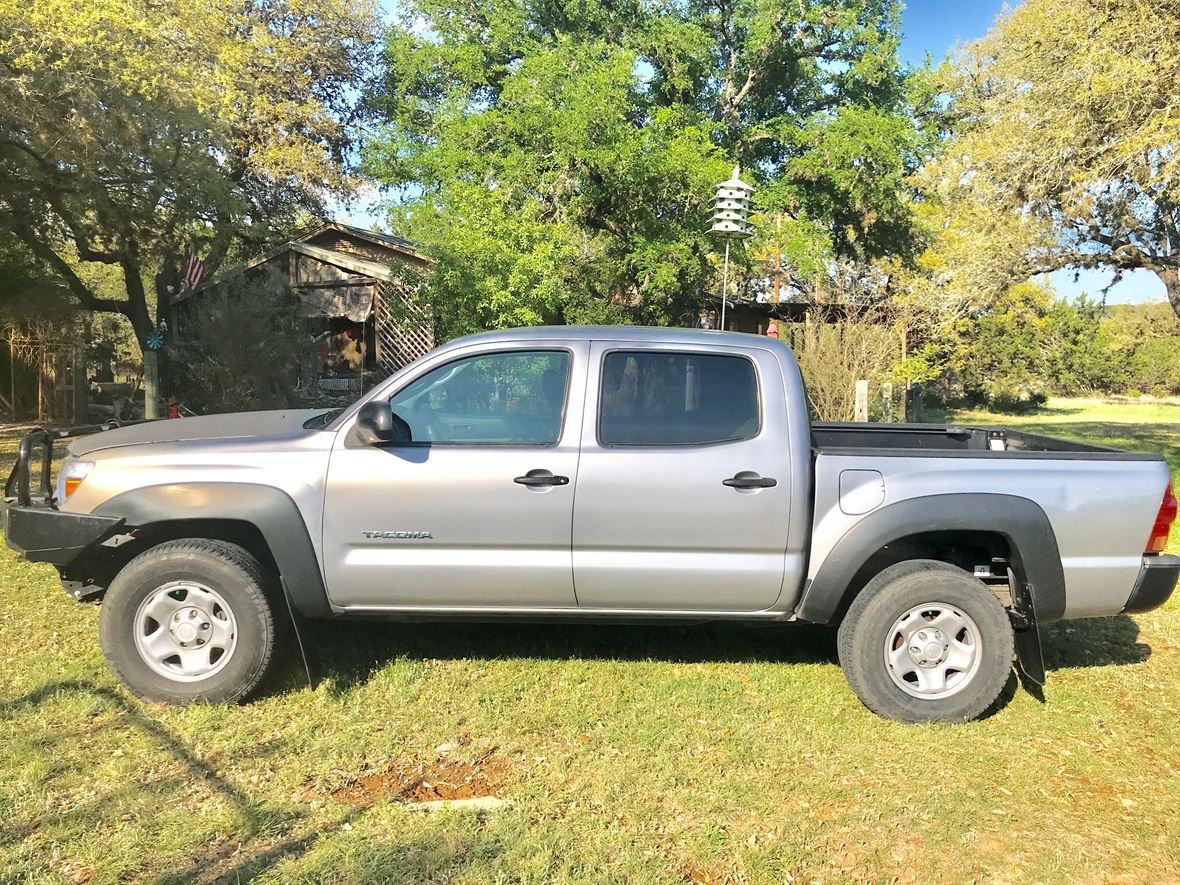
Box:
left=721, top=240, right=730, bottom=331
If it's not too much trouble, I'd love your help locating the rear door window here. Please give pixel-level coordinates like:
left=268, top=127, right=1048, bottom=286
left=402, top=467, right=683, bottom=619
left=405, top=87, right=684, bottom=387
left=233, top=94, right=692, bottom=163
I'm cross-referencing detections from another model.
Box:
left=598, top=351, right=760, bottom=446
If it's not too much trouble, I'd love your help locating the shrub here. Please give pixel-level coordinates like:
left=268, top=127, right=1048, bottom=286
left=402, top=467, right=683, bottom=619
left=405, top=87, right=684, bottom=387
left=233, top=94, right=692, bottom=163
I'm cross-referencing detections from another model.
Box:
left=792, top=304, right=903, bottom=421
left=170, top=271, right=315, bottom=414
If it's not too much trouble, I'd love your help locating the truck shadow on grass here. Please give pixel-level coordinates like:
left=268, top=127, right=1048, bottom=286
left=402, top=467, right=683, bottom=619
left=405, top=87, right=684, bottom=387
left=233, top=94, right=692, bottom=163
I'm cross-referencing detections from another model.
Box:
left=294, top=612, right=1151, bottom=696
left=1040, top=613, right=1151, bottom=669
left=0, top=679, right=480, bottom=884
left=0, top=615, right=1152, bottom=883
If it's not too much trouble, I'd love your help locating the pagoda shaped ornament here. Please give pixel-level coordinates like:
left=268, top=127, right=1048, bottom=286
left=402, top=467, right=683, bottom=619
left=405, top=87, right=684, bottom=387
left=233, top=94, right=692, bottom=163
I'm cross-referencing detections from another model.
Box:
left=709, top=166, right=755, bottom=239
left=707, top=166, right=756, bottom=330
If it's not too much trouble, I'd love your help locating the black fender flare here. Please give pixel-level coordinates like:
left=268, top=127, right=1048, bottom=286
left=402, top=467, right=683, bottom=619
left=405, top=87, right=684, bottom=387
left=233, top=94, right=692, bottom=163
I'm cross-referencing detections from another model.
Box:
left=94, top=483, right=332, bottom=619
left=795, top=493, right=1066, bottom=625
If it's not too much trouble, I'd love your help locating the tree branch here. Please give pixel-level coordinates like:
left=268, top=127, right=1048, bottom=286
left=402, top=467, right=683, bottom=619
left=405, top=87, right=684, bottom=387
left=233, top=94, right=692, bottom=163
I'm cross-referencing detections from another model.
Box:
left=11, top=224, right=129, bottom=314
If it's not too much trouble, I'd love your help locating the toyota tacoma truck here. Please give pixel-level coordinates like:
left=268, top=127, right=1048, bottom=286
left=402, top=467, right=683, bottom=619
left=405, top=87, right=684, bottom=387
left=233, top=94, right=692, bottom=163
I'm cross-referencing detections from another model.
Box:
left=5, top=327, right=1178, bottom=722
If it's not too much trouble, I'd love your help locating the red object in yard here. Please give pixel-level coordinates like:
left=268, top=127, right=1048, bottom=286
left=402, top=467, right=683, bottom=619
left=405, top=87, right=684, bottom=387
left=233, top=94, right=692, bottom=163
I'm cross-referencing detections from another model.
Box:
left=168, top=396, right=181, bottom=420
left=1147, top=481, right=1177, bottom=553
left=765, top=320, right=780, bottom=339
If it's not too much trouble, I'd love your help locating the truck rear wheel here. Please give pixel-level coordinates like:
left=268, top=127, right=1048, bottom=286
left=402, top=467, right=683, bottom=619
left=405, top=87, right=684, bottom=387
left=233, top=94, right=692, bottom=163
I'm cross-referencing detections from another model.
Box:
left=99, top=539, right=280, bottom=705
left=837, top=560, right=1014, bottom=723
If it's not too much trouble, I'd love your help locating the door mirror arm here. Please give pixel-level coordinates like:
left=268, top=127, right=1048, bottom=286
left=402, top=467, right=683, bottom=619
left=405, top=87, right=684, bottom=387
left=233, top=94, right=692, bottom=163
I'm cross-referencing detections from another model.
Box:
left=356, top=400, right=412, bottom=445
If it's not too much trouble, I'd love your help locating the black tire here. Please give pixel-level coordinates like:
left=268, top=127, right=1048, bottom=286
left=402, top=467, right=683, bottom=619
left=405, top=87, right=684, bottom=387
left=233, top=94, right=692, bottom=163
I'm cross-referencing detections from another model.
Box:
left=99, top=539, right=280, bottom=704
left=837, top=559, right=1014, bottom=723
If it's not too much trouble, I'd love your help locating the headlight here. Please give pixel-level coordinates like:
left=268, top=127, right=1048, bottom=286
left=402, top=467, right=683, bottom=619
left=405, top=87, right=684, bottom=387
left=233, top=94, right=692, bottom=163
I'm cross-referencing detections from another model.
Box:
left=56, top=460, right=94, bottom=502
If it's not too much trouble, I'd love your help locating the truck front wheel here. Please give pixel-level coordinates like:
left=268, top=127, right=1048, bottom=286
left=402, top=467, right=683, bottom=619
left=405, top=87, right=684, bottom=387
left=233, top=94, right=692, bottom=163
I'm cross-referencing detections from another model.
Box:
left=837, top=560, right=1015, bottom=723
left=99, top=539, right=280, bottom=704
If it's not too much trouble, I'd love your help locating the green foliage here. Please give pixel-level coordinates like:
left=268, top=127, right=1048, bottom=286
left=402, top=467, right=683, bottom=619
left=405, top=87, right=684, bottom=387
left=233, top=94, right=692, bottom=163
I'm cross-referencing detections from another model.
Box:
left=171, top=273, right=313, bottom=414
left=937, top=280, right=1180, bottom=411
left=0, top=236, right=74, bottom=323
left=366, top=0, right=929, bottom=338
left=945, top=282, right=1053, bottom=409
left=1129, top=337, right=1180, bottom=396
left=1043, top=297, right=1128, bottom=396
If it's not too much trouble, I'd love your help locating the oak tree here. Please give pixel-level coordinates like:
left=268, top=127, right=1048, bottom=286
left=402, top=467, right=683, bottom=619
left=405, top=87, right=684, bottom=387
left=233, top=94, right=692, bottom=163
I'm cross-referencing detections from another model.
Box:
left=0, top=0, right=377, bottom=413
left=929, top=0, right=1180, bottom=316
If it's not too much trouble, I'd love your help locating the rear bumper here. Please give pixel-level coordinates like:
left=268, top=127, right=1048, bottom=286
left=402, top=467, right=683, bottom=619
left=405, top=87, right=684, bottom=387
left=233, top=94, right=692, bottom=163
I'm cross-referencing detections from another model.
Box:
left=3, top=504, right=123, bottom=567
left=1123, top=554, right=1180, bottom=614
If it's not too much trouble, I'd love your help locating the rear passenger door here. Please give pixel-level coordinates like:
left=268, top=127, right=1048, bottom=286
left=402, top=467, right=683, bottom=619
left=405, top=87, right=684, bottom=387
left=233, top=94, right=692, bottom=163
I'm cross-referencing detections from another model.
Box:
left=572, top=340, right=794, bottom=612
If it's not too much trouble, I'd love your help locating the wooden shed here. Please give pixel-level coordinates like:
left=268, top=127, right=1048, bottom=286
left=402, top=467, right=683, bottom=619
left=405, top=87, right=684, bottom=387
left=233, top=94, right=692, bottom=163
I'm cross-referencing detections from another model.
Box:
left=174, top=223, right=434, bottom=395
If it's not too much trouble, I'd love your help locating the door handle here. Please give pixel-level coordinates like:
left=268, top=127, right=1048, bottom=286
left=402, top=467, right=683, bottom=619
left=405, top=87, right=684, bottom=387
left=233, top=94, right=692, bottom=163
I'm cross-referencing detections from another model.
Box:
left=723, top=471, right=777, bottom=489
left=514, top=469, right=570, bottom=487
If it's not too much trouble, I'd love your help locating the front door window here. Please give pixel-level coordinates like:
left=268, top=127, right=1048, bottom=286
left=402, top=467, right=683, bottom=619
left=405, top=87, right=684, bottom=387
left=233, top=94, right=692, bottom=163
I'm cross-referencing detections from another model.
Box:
left=389, top=350, right=571, bottom=445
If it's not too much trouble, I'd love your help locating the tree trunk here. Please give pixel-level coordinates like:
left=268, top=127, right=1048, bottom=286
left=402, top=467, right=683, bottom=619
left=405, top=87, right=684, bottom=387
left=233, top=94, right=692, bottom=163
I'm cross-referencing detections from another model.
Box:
left=125, top=298, right=160, bottom=419
left=1159, top=266, right=1180, bottom=321
left=122, top=261, right=160, bottom=418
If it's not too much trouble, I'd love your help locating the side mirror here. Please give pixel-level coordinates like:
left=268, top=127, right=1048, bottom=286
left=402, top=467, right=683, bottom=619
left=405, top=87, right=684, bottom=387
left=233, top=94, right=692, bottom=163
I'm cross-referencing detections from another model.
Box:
left=356, top=400, right=411, bottom=445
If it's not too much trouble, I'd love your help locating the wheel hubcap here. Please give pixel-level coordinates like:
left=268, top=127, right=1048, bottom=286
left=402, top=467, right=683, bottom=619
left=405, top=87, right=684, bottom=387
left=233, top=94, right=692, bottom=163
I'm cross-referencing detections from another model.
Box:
left=133, top=582, right=237, bottom=682
left=884, top=603, right=982, bottom=700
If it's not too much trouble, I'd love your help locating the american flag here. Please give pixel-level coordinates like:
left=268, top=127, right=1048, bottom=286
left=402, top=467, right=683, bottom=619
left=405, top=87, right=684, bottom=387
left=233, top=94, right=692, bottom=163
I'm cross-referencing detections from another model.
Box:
left=182, top=250, right=205, bottom=292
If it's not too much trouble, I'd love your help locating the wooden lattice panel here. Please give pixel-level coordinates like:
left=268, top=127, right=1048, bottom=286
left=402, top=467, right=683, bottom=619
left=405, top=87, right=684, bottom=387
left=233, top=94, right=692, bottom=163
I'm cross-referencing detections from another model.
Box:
left=374, top=281, right=434, bottom=378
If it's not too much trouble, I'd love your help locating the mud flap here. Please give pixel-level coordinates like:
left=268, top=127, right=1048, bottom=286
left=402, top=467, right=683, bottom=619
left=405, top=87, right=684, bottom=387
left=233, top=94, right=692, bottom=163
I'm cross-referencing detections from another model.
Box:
left=281, top=577, right=318, bottom=689
left=1010, top=579, right=1046, bottom=691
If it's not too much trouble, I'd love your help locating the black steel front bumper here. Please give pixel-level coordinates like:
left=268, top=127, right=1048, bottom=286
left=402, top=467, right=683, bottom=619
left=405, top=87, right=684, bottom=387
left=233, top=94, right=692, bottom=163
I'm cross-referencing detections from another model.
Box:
left=2, top=422, right=137, bottom=576
left=3, top=503, right=125, bottom=603
left=1123, top=554, right=1180, bottom=614
left=3, top=504, right=123, bottom=567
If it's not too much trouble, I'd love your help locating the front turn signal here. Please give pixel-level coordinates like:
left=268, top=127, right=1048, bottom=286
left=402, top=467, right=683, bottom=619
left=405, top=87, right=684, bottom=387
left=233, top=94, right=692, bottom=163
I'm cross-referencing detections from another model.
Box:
left=57, top=460, right=94, bottom=502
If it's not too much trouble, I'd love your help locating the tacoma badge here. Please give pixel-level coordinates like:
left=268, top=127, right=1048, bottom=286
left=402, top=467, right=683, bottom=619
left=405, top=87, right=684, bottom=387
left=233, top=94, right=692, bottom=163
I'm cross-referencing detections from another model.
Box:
left=361, top=530, right=434, bottom=539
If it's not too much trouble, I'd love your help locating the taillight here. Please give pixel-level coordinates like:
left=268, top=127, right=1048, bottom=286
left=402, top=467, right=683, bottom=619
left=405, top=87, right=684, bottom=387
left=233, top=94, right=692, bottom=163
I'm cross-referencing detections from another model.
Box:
left=1146, top=481, right=1177, bottom=553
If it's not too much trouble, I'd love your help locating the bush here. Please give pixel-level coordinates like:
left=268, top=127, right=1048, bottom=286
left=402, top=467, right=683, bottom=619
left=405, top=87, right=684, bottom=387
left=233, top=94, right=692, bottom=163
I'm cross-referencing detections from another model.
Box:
left=793, top=305, right=903, bottom=421
left=988, top=389, right=1048, bottom=414
left=171, top=271, right=315, bottom=414
left=1129, top=336, right=1180, bottom=396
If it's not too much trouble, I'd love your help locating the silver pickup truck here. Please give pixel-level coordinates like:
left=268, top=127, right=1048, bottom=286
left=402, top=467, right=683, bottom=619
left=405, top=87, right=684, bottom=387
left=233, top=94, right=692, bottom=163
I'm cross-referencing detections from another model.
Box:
left=5, top=326, right=1178, bottom=722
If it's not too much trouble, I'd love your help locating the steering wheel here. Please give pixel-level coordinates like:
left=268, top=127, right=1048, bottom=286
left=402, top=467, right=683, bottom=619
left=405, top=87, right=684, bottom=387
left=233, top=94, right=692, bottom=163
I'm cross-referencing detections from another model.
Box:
left=412, top=399, right=448, bottom=441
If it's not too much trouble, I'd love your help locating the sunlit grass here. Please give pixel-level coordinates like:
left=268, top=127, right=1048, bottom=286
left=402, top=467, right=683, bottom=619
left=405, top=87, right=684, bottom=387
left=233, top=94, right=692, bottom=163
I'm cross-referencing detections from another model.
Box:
left=2, top=406, right=1179, bottom=883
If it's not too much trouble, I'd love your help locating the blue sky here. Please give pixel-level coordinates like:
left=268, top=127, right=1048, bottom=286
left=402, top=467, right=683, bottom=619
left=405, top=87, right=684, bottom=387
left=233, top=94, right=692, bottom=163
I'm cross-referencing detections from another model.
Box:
left=345, top=0, right=1164, bottom=305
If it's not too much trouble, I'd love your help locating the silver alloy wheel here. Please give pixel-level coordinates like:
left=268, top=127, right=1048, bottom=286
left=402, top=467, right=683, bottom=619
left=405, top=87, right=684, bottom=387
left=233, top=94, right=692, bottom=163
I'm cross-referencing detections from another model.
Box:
left=132, top=581, right=238, bottom=682
left=883, top=602, right=982, bottom=700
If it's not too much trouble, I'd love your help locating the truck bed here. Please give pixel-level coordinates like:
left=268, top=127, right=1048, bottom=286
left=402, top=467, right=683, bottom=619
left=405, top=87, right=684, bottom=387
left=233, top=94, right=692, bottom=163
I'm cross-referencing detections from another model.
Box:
left=811, top=422, right=1157, bottom=459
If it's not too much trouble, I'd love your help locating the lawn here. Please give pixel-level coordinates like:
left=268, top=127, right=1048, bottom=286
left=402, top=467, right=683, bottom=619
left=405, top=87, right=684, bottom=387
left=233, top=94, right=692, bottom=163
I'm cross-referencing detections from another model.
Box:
left=1, top=401, right=1179, bottom=884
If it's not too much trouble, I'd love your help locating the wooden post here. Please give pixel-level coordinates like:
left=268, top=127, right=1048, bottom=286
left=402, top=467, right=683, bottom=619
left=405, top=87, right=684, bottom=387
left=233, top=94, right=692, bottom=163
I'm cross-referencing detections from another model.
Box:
left=899, top=324, right=908, bottom=423
left=854, top=379, right=869, bottom=422
left=143, top=349, right=161, bottom=419
left=37, top=344, right=44, bottom=423
left=881, top=382, right=893, bottom=423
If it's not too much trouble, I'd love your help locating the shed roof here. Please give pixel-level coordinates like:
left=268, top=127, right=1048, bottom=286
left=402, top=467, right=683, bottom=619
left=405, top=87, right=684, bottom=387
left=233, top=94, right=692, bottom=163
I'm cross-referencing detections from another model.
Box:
left=171, top=222, right=426, bottom=305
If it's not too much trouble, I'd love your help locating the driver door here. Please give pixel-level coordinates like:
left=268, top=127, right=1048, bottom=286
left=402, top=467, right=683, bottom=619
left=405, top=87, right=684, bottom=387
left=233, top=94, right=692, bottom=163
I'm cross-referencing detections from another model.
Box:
left=322, top=342, right=587, bottom=609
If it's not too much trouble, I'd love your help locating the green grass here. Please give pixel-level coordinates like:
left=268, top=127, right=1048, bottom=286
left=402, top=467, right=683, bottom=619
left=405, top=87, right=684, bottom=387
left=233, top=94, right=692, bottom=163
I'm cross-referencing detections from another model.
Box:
left=2, top=403, right=1180, bottom=883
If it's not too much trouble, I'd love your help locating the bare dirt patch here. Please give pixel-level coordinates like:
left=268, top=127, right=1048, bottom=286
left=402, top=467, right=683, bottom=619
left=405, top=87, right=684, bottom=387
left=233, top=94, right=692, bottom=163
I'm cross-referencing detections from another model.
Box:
left=326, top=748, right=513, bottom=806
